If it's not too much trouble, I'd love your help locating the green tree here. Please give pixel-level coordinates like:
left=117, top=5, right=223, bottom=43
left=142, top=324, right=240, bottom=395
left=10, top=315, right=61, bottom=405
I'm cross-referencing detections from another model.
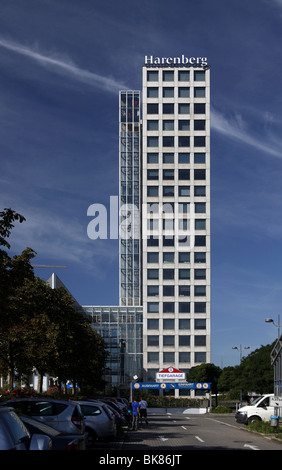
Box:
left=217, top=365, right=242, bottom=399
left=8, top=272, right=107, bottom=393
left=239, top=344, right=274, bottom=395
left=0, top=208, right=107, bottom=393
left=0, top=209, right=35, bottom=386
left=0, top=208, right=25, bottom=249
left=188, top=363, right=221, bottom=405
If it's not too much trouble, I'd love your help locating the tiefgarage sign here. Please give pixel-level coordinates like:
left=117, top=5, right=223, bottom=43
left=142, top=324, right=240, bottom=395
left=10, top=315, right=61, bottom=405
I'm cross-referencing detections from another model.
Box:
left=156, top=367, right=186, bottom=380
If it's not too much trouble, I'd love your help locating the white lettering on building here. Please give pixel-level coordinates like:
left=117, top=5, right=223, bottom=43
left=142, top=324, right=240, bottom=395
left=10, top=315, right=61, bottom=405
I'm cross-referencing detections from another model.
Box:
left=144, top=55, right=208, bottom=67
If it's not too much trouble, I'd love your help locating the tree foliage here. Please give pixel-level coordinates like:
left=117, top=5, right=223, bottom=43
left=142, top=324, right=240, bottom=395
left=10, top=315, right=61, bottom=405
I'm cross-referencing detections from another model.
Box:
left=187, top=345, right=275, bottom=400
left=0, top=208, right=107, bottom=393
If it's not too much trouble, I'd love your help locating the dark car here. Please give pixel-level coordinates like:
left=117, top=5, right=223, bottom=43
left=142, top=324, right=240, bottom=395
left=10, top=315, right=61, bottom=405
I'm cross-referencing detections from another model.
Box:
left=20, top=415, right=86, bottom=450
left=89, top=399, right=126, bottom=427
left=0, top=407, right=51, bottom=450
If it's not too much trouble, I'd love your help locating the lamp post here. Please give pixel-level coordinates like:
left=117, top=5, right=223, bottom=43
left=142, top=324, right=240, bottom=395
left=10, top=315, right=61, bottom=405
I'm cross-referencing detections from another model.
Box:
left=232, top=345, right=250, bottom=363
left=265, top=315, right=282, bottom=402
left=130, top=375, right=139, bottom=403
left=232, top=345, right=250, bottom=408
left=265, top=315, right=281, bottom=338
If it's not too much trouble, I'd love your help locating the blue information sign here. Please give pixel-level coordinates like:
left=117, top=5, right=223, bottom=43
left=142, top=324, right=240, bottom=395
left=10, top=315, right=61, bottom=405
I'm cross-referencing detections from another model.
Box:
left=132, top=382, right=211, bottom=390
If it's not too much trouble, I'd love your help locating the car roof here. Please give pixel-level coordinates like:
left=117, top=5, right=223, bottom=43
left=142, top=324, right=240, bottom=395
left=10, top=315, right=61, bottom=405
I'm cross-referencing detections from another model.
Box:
left=0, top=407, right=14, bottom=413
left=2, top=398, right=75, bottom=405
left=77, top=400, right=103, bottom=406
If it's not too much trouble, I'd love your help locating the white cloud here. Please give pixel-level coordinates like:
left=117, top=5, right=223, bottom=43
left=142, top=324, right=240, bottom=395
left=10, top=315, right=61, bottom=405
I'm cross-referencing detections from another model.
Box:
left=0, top=37, right=127, bottom=94
left=271, top=0, right=282, bottom=7
left=4, top=198, right=118, bottom=277
left=211, top=107, right=282, bottom=159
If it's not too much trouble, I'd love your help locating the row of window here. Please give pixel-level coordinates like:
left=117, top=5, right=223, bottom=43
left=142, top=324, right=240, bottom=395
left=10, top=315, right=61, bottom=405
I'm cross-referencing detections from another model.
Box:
left=147, top=136, right=206, bottom=148
left=120, top=92, right=140, bottom=106
left=147, top=219, right=206, bottom=234
left=147, top=119, right=206, bottom=130
left=147, top=103, right=206, bottom=115
left=147, top=268, right=206, bottom=280
left=146, top=302, right=207, bottom=313
left=147, top=285, right=206, bottom=297
left=147, top=220, right=205, bottom=233
left=146, top=202, right=206, bottom=217
left=148, top=318, right=206, bottom=330
left=147, top=351, right=206, bottom=364
left=147, top=152, right=206, bottom=164
left=147, top=86, right=205, bottom=98
left=147, top=251, right=206, bottom=264
left=147, top=70, right=206, bottom=82
left=147, top=169, right=206, bottom=180
left=149, top=219, right=206, bottom=233
left=147, top=335, right=206, bottom=347
left=147, top=186, right=206, bottom=198
left=147, top=235, right=207, bottom=247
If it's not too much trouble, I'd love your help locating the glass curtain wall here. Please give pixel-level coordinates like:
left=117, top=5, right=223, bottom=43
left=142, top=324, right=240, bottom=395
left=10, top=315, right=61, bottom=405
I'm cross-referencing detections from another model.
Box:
left=119, top=91, right=142, bottom=306
left=82, top=306, right=143, bottom=387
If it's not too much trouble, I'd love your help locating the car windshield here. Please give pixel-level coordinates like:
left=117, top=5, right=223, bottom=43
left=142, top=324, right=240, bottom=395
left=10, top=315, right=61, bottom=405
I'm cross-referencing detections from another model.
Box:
left=249, top=396, right=263, bottom=406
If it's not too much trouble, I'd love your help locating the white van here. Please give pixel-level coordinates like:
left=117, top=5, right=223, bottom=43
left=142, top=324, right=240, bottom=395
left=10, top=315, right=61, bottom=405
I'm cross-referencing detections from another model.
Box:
left=235, top=394, right=274, bottom=425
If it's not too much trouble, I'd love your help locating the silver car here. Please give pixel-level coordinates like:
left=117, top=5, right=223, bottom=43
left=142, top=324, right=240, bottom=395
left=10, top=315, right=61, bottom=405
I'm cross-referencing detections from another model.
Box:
left=0, top=407, right=51, bottom=450
left=2, top=398, right=85, bottom=435
left=78, top=401, right=117, bottom=447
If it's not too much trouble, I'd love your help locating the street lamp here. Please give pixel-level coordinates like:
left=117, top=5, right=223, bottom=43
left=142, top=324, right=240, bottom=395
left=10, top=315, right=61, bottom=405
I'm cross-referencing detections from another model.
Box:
left=232, top=345, right=250, bottom=408
left=232, top=345, right=250, bottom=363
left=265, top=315, right=281, bottom=338
left=130, top=375, right=139, bottom=403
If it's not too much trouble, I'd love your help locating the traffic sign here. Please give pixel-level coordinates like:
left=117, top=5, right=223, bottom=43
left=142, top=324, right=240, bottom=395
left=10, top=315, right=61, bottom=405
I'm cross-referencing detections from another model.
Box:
left=132, top=382, right=211, bottom=390
left=156, top=367, right=186, bottom=380
left=270, top=396, right=282, bottom=407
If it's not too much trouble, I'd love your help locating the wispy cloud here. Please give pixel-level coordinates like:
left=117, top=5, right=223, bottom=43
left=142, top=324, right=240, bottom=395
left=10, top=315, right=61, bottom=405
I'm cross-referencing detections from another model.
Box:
left=211, top=107, right=282, bottom=158
left=0, top=37, right=127, bottom=94
left=8, top=204, right=118, bottom=276
left=271, top=0, right=282, bottom=7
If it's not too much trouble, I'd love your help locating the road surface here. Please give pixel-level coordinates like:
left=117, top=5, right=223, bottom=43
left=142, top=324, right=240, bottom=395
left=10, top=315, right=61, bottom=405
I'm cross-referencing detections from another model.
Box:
left=95, top=412, right=282, bottom=452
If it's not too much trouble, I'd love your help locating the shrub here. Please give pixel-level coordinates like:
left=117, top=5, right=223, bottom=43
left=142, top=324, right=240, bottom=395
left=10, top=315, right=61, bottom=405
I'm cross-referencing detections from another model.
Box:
left=248, top=420, right=282, bottom=438
left=147, top=396, right=201, bottom=408
left=0, top=386, right=38, bottom=402
left=210, top=405, right=232, bottom=414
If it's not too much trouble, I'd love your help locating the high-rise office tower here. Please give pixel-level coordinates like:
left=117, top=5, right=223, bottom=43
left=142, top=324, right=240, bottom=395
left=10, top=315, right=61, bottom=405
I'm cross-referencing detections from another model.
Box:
left=141, top=57, right=211, bottom=386
left=117, top=56, right=210, bottom=392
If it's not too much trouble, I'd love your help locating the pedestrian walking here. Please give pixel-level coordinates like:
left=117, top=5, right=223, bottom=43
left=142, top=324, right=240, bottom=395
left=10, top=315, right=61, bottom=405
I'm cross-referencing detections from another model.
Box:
left=139, top=397, right=148, bottom=425
left=131, top=399, right=140, bottom=430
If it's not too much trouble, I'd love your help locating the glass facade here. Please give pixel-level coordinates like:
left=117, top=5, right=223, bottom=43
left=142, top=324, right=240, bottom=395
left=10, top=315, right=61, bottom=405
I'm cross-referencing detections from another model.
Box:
left=119, top=91, right=142, bottom=306
left=82, top=306, right=143, bottom=387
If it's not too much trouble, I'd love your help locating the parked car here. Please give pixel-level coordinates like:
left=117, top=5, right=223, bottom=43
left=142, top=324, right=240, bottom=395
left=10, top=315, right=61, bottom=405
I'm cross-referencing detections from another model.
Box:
left=96, top=398, right=127, bottom=416
left=92, top=399, right=126, bottom=428
left=89, top=396, right=127, bottom=412
left=1, top=398, right=85, bottom=435
left=0, top=407, right=51, bottom=450
left=94, top=400, right=126, bottom=427
left=21, top=415, right=86, bottom=450
left=78, top=401, right=116, bottom=447
left=116, top=397, right=129, bottom=407
left=235, top=394, right=275, bottom=424
left=108, top=397, right=128, bottom=412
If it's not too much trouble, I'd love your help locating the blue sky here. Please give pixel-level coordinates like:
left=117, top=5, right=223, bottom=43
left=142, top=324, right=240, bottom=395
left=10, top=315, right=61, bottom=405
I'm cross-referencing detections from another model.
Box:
left=1, top=0, right=282, bottom=367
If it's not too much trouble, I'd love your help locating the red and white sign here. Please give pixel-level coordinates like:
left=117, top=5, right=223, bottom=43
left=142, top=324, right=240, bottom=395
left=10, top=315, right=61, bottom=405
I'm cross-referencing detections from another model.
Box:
left=156, top=367, right=186, bottom=380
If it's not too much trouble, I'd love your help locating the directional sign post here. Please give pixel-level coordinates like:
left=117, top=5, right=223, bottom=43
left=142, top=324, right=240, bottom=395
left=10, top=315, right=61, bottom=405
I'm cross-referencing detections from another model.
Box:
left=270, top=396, right=282, bottom=407
left=132, top=382, right=211, bottom=390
